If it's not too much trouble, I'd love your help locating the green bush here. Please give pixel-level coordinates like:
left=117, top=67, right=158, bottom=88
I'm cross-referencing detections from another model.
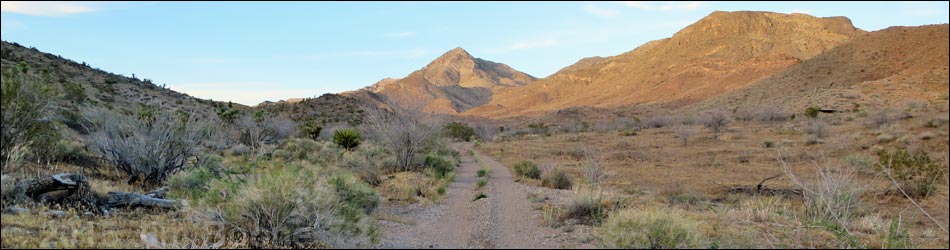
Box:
left=599, top=208, right=705, bottom=249
left=476, top=179, right=488, bottom=189
left=328, top=173, right=380, bottom=214
left=1, top=68, right=60, bottom=173
left=541, top=168, right=573, bottom=190
left=301, top=118, right=323, bottom=140
left=877, top=149, right=946, bottom=198
left=512, top=161, right=541, bottom=179
left=273, top=138, right=341, bottom=166
left=424, top=153, right=456, bottom=179
left=477, top=168, right=488, bottom=178
left=333, top=129, right=362, bottom=150
left=805, top=107, right=821, bottom=118
left=443, top=122, right=476, bottom=142
left=217, top=165, right=379, bottom=248
left=167, top=165, right=219, bottom=199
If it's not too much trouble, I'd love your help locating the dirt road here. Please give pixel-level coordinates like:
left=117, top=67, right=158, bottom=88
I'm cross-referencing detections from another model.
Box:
left=377, top=143, right=591, bottom=249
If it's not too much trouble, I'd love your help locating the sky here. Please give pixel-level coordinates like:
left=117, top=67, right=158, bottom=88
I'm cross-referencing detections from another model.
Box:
left=2, top=1, right=948, bottom=105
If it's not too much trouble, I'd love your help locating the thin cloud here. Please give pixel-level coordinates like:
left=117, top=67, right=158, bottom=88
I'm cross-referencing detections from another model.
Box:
left=1, top=1, right=98, bottom=17
left=583, top=4, right=618, bottom=17
left=622, top=1, right=705, bottom=11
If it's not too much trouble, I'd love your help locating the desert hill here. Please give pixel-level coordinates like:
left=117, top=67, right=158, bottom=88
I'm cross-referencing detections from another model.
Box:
left=690, top=24, right=949, bottom=114
left=465, top=11, right=865, bottom=118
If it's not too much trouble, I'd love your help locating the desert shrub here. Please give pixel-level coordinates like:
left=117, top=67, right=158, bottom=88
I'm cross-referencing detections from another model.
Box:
left=476, top=179, right=488, bottom=189
left=700, top=110, right=731, bottom=140
left=167, top=164, right=220, bottom=199
left=876, top=149, right=946, bottom=198
left=844, top=154, right=876, bottom=172
left=273, top=138, right=341, bottom=166
left=85, top=108, right=208, bottom=185
left=754, top=107, right=792, bottom=122
left=443, top=122, right=475, bottom=142
left=877, top=134, right=896, bottom=143
left=868, top=110, right=908, bottom=129
left=333, top=129, right=362, bottom=151
left=621, top=129, right=639, bottom=136
left=301, top=118, right=323, bottom=140
left=599, top=208, right=705, bottom=249
left=527, top=122, right=550, bottom=134
left=217, top=166, right=378, bottom=248
left=805, top=107, right=822, bottom=118
left=763, top=141, right=776, bottom=148
left=477, top=168, right=488, bottom=178
left=328, top=173, right=379, bottom=214
left=805, top=119, right=832, bottom=140
left=565, top=187, right=607, bottom=223
left=338, top=145, right=393, bottom=186
left=541, top=168, right=573, bottom=190
left=1, top=68, right=60, bottom=173
left=581, top=149, right=608, bottom=186
left=780, top=156, right=864, bottom=227
left=424, top=153, right=456, bottom=179
left=512, top=160, right=541, bottom=179
left=236, top=112, right=296, bottom=150
left=672, top=125, right=698, bottom=146
left=362, top=105, right=438, bottom=171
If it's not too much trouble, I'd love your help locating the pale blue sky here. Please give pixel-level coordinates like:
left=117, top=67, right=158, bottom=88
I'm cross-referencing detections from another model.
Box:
left=2, top=1, right=948, bottom=105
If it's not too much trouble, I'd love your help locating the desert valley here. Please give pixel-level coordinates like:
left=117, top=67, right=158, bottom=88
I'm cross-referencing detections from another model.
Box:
left=1, top=4, right=948, bottom=249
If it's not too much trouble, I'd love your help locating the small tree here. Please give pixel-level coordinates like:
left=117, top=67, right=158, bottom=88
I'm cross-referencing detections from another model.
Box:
left=362, top=104, right=438, bottom=171
left=333, top=129, right=362, bottom=151
left=302, top=118, right=323, bottom=140
left=1, top=67, right=59, bottom=173
left=700, top=111, right=731, bottom=140
left=672, top=125, right=698, bottom=146
left=85, top=108, right=208, bottom=185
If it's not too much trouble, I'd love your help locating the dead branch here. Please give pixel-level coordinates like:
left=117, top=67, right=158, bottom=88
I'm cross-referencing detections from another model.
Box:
left=7, top=173, right=184, bottom=213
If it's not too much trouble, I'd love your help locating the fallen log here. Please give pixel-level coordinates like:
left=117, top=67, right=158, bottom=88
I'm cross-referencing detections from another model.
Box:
left=102, top=190, right=183, bottom=210
left=6, top=173, right=184, bottom=213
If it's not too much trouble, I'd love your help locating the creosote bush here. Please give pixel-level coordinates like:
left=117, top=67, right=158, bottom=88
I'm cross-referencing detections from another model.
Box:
left=333, top=129, right=362, bottom=151
left=216, top=164, right=379, bottom=248
left=877, top=149, right=946, bottom=198
left=541, top=167, right=573, bottom=190
left=512, top=160, right=541, bottom=179
left=1, top=68, right=60, bottom=173
left=424, top=152, right=456, bottom=179
left=443, top=122, right=476, bottom=142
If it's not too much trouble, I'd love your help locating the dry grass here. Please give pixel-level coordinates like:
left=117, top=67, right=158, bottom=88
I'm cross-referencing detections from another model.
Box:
left=482, top=108, right=950, bottom=248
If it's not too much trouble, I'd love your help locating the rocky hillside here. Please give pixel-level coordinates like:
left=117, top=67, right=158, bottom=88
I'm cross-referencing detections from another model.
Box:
left=691, top=24, right=950, bottom=113
left=1, top=41, right=224, bottom=124
left=344, top=48, right=536, bottom=114
left=465, top=11, right=865, bottom=118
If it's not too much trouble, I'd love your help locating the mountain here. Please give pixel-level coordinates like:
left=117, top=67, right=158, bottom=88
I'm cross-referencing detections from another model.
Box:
left=465, top=11, right=865, bottom=118
left=344, top=47, right=536, bottom=114
left=690, top=24, right=949, bottom=113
